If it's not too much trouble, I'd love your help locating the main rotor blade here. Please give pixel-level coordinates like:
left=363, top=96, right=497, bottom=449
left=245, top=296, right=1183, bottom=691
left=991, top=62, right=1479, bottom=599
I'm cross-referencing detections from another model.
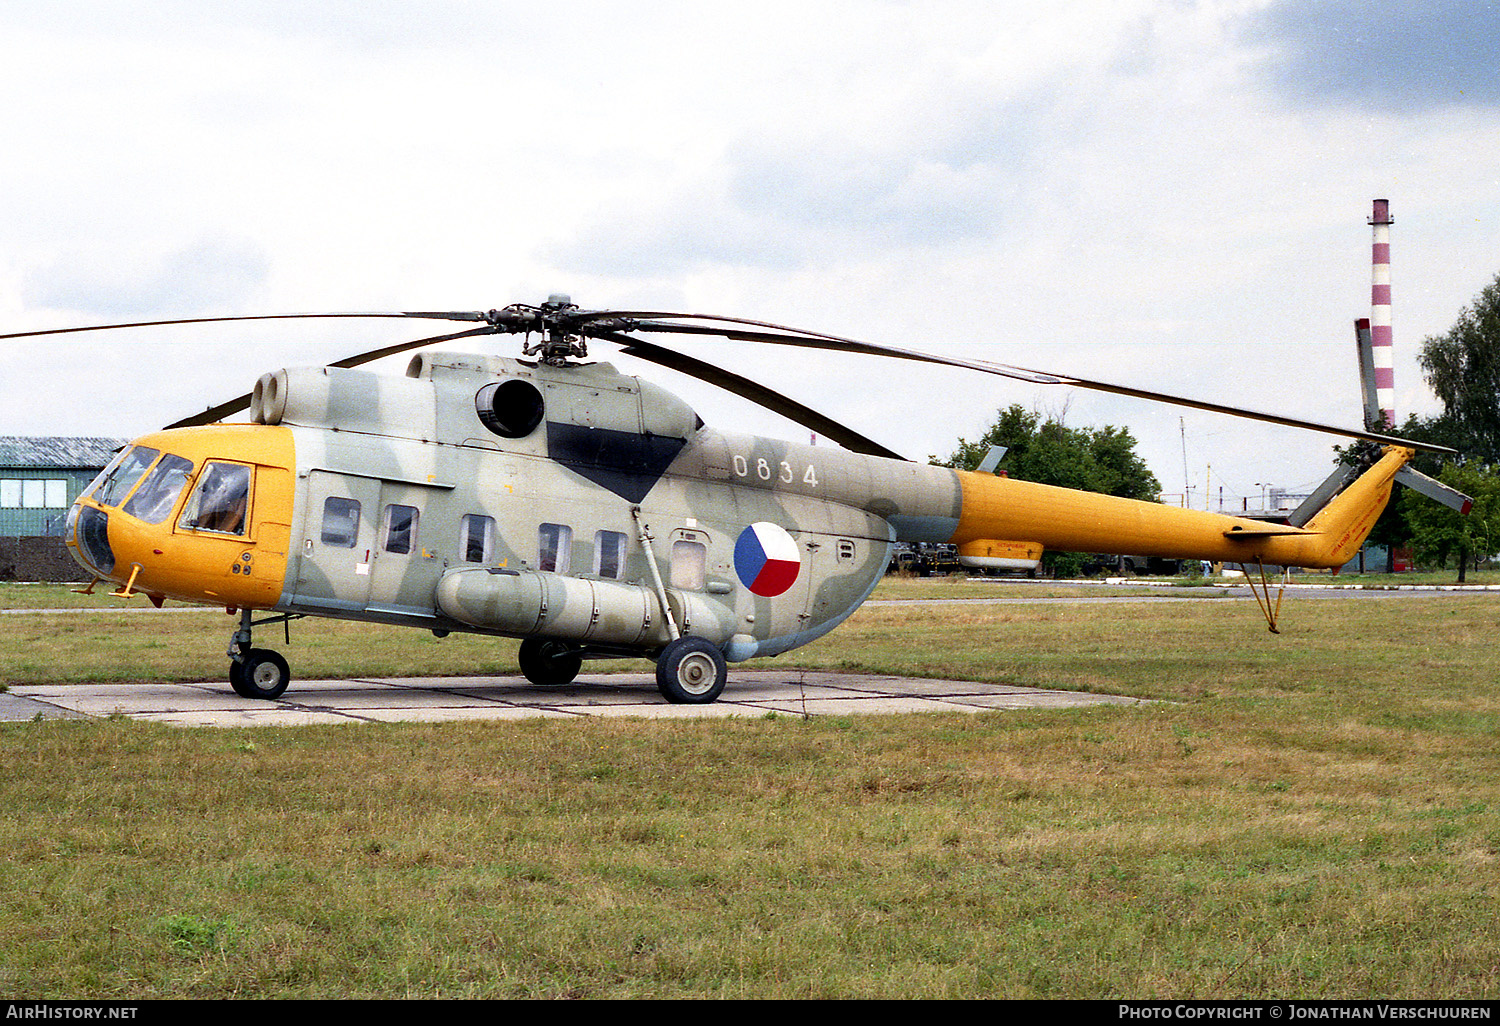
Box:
left=622, top=320, right=1063, bottom=384
left=0, top=306, right=784, bottom=342
left=18, top=298, right=1456, bottom=455
left=597, top=333, right=908, bottom=461
left=163, top=324, right=499, bottom=429
left=596, top=310, right=866, bottom=345
left=621, top=320, right=1454, bottom=454
left=0, top=310, right=491, bottom=341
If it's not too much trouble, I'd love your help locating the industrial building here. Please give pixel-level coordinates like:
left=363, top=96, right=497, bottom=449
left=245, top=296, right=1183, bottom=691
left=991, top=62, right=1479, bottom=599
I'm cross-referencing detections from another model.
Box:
left=0, top=436, right=124, bottom=536
left=0, top=436, right=124, bottom=580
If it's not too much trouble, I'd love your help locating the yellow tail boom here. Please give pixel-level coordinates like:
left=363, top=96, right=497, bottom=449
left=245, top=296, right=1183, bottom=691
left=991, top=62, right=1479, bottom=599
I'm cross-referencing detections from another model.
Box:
left=950, top=447, right=1410, bottom=570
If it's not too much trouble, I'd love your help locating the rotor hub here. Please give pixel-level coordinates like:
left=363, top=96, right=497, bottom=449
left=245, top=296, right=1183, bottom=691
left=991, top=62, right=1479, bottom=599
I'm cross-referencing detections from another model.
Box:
left=486, top=295, right=594, bottom=365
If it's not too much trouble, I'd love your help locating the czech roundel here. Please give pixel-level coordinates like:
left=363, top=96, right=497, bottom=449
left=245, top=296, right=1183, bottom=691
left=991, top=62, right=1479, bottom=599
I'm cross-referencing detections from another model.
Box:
left=734, top=522, right=802, bottom=597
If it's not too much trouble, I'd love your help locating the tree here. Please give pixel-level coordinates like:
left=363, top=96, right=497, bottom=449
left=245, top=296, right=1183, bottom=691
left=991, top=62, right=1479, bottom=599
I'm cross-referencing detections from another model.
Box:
left=937, top=404, right=1160, bottom=500
left=1401, top=463, right=1500, bottom=582
left=1418, top=272, right=1500, bottom=464
left=1334, top=413, right=1461, bottom=571
left=1328, top=273, right=1500, bottom=573
left=935, top=404, right=1162, bottom=575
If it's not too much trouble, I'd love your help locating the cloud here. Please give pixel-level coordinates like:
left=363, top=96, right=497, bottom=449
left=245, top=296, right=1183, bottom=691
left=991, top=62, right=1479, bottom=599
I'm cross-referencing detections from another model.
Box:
left=1247, top=0, right=1500, bottom=111
left=548, top=91, right=1044, bottom=278
left=553, top=161, right=1019, bottom=278
left=728, top=138, right=1020, bottom=246
left=3, top=1, right=1496, bottom=498
left=24, top=235, right=271, bottom=318
left=1, top=0, right=519, bottom=50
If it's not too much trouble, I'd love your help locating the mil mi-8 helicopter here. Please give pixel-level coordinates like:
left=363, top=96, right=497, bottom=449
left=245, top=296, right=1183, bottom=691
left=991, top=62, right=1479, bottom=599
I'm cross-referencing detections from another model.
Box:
left=3, top=295, right=1468, bottom=704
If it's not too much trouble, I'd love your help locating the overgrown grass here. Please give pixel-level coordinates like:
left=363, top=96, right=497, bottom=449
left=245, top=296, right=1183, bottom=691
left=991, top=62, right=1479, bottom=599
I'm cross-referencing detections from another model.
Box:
left=5, top=568, right=1495, bottom=612
left=2, top=587, right=1499, bottom=997
left=0, top=576, right=1178, bottom=686
left=0, top=608, right=530, bottom=686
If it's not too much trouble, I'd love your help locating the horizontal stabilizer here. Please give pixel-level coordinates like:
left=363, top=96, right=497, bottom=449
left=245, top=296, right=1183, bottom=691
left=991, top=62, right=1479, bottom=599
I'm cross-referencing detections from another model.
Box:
left=975, top=446, right=1008, bottom=475
left=1222, top=523, right=1310, bottom=539
left=1395, top=466, right=1474, bottom=515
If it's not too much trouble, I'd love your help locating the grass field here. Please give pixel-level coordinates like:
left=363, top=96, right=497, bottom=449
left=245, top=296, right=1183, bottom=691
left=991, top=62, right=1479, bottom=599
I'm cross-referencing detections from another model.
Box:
left=2, top=577, right=1498, bottom=998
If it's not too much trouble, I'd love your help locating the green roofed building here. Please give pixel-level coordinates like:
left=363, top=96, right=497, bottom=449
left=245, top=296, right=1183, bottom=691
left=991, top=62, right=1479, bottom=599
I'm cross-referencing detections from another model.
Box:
left=0, top=436, right=126, bottom=538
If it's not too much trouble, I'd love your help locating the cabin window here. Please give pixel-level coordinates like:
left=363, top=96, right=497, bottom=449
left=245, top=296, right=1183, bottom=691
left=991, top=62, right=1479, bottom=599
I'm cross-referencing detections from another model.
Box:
left=122, top=454, right=194, bottom=524
left=594, top=530, right=627, bottom=580
left=538, top=523, right=572, bottom=573
left=320, top=497, right=361, bottom=548
left=461, top=514, right=494, bottom=563
left=89, top=446, right=158, bottom=508
left=179, top=462, right=252, bottom=535
left=383, top=504, right=419, bottom=555
left=670, top=540, right=707, bottom=591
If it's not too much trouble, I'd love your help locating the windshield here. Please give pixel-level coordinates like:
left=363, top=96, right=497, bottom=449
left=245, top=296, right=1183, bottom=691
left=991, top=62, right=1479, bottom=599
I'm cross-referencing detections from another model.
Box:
left=87, top=446, right=159, bottom=507
left=121, top=454, right=195, bottom=524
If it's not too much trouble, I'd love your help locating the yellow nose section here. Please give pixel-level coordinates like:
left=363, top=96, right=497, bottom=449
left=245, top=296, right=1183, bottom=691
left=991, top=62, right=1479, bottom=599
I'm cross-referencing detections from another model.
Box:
left=83, top=425, right=296, bottom=608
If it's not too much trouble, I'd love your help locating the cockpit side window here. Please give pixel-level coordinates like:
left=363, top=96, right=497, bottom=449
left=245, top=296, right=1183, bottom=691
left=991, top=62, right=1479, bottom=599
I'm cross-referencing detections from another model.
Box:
left=88, top=446, right=159, bottom=508
left=178, top=462, right=253, bottom=536
left=121, top=454, right=194, bottom=524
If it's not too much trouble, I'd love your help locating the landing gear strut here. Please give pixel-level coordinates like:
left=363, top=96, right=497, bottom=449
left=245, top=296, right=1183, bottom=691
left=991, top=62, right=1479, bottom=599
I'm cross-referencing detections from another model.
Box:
left=227, top=608, right=301, bottom=700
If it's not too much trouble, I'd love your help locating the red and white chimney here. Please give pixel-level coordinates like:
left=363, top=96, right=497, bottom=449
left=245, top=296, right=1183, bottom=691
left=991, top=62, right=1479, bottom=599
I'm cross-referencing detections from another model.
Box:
left=1368, top=198, right=1396, bottom=428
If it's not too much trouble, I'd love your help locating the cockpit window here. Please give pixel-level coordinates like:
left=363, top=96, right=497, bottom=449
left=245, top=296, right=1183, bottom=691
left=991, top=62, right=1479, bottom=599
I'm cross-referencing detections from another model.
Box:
left=178, top=462, right=252, bottom=535
left=121, top=454, right=194, bottom=524
left=88, top=446, right=159, bottom=507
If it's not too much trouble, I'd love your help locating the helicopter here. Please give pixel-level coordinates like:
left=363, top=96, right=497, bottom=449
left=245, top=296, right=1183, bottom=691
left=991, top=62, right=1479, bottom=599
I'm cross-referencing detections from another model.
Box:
left=2, top=295, right=1468, bottom=704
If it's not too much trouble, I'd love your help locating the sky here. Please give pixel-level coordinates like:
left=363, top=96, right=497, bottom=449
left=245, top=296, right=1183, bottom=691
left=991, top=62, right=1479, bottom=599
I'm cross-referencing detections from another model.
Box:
left=3, top=0, right=1498, bottom=512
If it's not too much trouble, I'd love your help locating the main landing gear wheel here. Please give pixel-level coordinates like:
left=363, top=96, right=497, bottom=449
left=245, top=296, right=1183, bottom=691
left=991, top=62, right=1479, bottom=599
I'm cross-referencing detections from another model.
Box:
left=655, top=636, right=728, bottom=704
left=517, top=638, right=583, bottom=687
left=230, top=648, right=291, bottom=700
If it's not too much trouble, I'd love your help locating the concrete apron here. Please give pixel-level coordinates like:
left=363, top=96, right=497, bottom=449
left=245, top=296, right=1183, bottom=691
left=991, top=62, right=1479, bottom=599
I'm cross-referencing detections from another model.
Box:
left=7, top=670, right=1146, bottom=727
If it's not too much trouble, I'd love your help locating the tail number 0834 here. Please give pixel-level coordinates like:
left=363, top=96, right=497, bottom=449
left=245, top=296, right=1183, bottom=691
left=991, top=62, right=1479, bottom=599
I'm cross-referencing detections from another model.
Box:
left=731, top=455, right=818, bottom=488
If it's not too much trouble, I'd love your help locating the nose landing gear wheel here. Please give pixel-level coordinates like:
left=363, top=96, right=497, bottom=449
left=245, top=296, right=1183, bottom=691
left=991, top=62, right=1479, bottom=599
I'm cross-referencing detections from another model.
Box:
left=230, top=648, right=291, bottom=700
left=655, top=636, right=728, bottom=704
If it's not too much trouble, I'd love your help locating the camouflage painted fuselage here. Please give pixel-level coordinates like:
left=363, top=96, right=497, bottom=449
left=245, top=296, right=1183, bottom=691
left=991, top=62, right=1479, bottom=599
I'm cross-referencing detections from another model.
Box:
left=68, top=350, right=1408, bottom=664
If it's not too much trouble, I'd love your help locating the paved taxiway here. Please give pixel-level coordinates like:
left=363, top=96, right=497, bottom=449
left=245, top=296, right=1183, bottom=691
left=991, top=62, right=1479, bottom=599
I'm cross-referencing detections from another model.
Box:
left=4, top=671, right=1147, bottom=727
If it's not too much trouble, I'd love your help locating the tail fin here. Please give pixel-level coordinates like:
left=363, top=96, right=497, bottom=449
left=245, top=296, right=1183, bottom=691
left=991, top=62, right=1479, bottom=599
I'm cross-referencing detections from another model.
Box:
left=1268, top=447, right=1409, bottom=568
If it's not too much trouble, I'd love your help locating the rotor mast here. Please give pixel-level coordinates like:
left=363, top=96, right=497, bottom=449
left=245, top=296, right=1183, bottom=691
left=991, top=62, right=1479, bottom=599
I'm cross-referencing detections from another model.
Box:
left=515, top=293, right=590, bottom=366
